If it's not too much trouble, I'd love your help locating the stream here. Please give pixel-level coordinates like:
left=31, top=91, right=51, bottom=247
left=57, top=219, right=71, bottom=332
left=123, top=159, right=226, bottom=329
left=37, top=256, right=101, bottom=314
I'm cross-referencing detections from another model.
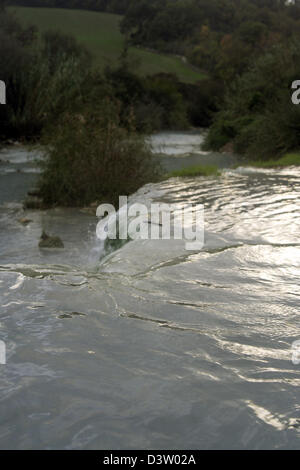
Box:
left=0, top=132, right=299, bottom=449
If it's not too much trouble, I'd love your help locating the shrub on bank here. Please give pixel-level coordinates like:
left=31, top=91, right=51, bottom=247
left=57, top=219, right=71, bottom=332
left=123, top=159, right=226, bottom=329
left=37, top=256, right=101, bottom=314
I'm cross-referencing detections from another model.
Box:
left=38, top=100, right=161, bottom=207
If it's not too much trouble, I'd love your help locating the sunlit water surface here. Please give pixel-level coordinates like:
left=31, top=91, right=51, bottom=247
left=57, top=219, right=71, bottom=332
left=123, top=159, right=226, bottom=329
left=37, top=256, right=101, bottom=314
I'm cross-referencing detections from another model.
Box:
left=0, top=135, right=299, bottom=449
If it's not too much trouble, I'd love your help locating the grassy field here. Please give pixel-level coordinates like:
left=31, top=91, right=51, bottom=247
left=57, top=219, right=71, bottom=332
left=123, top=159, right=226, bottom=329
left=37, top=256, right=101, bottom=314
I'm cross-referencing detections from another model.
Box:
left=9, top=6, right=205, bottom=83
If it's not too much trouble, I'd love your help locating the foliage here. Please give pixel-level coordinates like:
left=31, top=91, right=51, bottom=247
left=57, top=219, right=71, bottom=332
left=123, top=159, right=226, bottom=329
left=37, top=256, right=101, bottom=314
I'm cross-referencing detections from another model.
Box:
left=5, top=1, right=300, bottom=163
left=244, top=153, right=300, bottom=168
left=121, top=0, right=300, bottom=83
left=204, top=42, right=300, bottom=159
left=38, top=101, right=160, bottom=206
left=168, top=164, right=219, bottom=178
left=11, top=6, right=205, bottom=83
left=104, top=62, right=189, bottom=132
left=11, top=0, right=300, bottom=84
left=143, top=74, right=189, bottom=130
left=0, top=7, right=205, bottom=139
left=0, top=8, right=92, bottom=139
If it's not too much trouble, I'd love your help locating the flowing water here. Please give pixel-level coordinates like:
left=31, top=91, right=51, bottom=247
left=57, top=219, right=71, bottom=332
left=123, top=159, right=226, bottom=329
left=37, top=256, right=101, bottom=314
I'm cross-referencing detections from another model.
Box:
left=0, top=134, right=299, bottom=449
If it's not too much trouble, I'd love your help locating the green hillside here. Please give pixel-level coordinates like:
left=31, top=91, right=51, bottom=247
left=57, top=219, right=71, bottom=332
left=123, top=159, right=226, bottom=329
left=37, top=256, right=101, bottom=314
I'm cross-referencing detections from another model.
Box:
left=9, top=6, right=205, bottom=83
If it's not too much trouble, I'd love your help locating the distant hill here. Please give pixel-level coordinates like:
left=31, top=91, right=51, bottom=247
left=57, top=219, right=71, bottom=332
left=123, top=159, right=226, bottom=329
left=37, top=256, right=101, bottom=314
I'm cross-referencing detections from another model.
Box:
left=9, top=7, right=205, bottom=84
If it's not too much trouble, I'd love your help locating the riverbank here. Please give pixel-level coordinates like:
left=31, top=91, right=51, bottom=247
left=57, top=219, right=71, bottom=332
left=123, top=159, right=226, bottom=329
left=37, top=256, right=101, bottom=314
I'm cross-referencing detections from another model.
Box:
left=7, top=133, right=300, bottom=214
left=242, top=153, right=300, bottom=169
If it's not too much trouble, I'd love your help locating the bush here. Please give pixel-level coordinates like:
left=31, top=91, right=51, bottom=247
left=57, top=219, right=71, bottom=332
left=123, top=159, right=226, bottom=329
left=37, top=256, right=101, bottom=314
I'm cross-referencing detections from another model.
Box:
left=180, top=79, right=224, bottom=128
left=38, top=100, right=161, bottom=207
left=144, top=74, right=188, bottom=130
left=204, top=42, right=300, bottom=160
left=202, top=111, right=237, bottom=151
left=105, top=65, right=189, bottom=132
